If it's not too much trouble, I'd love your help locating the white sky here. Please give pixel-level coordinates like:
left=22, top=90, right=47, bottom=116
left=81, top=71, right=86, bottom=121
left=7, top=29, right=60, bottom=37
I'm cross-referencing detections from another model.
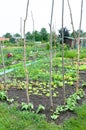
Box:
left=0, top=0, right=86, bottom=37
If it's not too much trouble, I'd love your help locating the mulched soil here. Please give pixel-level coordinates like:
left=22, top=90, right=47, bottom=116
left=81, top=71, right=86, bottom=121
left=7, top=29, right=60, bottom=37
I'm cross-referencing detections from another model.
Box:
left=7, top=70, right=86, bottom=125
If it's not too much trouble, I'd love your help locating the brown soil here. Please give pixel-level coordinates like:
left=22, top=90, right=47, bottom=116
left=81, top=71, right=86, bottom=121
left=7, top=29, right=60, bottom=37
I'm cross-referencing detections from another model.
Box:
left=7, top=70, right=86, bottom=125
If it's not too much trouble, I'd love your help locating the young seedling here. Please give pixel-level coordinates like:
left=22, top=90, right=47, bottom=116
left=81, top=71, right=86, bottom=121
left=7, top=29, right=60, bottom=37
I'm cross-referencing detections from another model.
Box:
left=82, top=81, right=86, bottom=87
left=7, top=98, right=14, bottom=103
left=21, top=102, right=34, bottom=112
left=0, top=91, right=7, bottom=100
left=36, top=104, right=45, bottom=114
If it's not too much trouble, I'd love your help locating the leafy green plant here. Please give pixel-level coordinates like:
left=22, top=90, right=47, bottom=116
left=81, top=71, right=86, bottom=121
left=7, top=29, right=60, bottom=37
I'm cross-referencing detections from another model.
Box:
left=21, top=102, right=34, bottom=112
left=51, top=105, right=65, bottom=120
left=65, top=94, right=78, bottom=111
left=82, top=81, right=86, bottom=87
left=36, top=104, right=45, bottom=114
left=76, top=89, right=85, bottom=98
left=79, top=65, right=86, bottom=70
left=0, top=91, right=7, bottom=100
left=64, top=50, right=77, bottom=58
left=7, top=98, right=14, bottom=103
left=51, top=89, right=85, bottom=120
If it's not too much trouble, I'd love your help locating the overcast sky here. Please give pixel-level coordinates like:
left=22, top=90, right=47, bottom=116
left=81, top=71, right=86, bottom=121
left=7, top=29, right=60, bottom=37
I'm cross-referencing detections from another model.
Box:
left=0, top=0, right=86, bottom=37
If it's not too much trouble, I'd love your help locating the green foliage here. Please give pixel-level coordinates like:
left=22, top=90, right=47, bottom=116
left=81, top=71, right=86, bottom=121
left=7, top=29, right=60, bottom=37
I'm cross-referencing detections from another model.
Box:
left=33, top=31, right=42, bottom=41
left=7, top=98, right=14, bottom=103
left=82, top=81, right=86, bottom=87
left=40, top=28, right=49, bottom=42
left=25, top=31, right=33, bottom=41
left=46, top=42, right=50, bottom=50
left=25, top=28, right=49, bottom=42
left=3, top=32, right=12, bottom=39
left=21, top=102, right=34, bottom=112
left=0, top=103, right=61, bottom=130
left=0, top=90, right=14, bottom=103
left=63, top=104, right=86, bottom=130
left=0, top=91, right=7, bottom=100
left=51, top=105, right=66, bottom=120
left=51, top=89, right=85, bottom=120
left=36, top=104, right=45, bottom=114
left=64, top=50, right=77, bottom=58
left=14, top=33, right=20, bottom=37
left=79, top=64, right=86, bottom=70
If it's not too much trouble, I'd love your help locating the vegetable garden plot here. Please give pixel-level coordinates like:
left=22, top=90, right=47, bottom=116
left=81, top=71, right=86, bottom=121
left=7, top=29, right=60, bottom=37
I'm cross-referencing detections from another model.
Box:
left=6, top=78, right=86, bottom=124
left=0, top=55, right=78, bottom=96
left=0, top=45, right=86, bottom=124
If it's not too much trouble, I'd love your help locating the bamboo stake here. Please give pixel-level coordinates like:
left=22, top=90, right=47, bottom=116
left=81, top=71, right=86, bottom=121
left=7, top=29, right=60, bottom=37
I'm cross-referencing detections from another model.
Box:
left=0, top=42, right=6, bottom=89
left=76, top=0, right=83, bottom=91
left=20, top=17, right=22, bottom=44
left=49, top=0, right=54, bottom=107
left=62, top=0, right=66, bottom=104
left=31, top=11, right=36, bottom=50
left=67, top=0, right=83, bottom=91
left=67, top=0, right=77, bottom=39
left=23, top=0, right=30, bottom=104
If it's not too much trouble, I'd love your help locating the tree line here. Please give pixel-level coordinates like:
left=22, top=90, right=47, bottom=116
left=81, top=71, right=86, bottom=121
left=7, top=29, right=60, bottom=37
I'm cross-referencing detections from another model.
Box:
left=3, top=27, right=86, bottom=43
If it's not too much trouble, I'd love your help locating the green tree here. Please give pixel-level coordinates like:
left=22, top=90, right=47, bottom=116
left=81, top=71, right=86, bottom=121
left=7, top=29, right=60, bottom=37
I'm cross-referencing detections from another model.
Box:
left=3, top=33, right=12, bottom=39
left=14, top=33, right=20, bottom=37
left=33, top=31, right=41, bottom=41
left=59, top=27, right=70, bottom=43
left=71, top=29, right=83, bottom=37
left=40, top=28, right=49, bottom=42
left=83, top=32, right=86, bottom=37
left=25, top=32, right=33, bottom=41
left=3, top=33, right=15, bottom=43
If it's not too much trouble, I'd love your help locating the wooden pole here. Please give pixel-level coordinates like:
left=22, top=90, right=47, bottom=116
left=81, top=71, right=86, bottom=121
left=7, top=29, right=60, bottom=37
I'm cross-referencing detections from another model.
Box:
left=31, top=11, right=36, bottom=50
left=67, top=0, right=77, bottom=39
left=23, top=0, right=30, bottom=104
left=76, top=0, right=83, bottom=91
left=0, top=42, right=6, bottom=89
left=49, top=0, right=54, bottom=107
left=67, top=0, right=83, bottom=91
left=20, top=17, right=22, bottom=42
left=62, top=0, right=66, bottom=104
